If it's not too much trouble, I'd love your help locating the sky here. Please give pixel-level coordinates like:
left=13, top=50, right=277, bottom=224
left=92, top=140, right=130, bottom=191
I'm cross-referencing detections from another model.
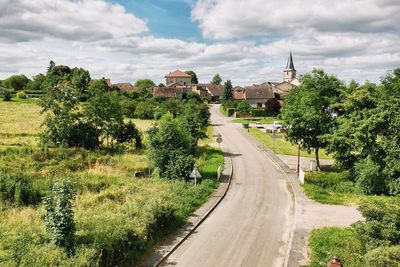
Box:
left=0, top=0, right=400, bottom=86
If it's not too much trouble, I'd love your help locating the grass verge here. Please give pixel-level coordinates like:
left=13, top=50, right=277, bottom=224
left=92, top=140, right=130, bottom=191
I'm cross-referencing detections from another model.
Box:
left=248, top=128, right=331, bottom=159
left=303, top=171, right=390, bottom=206
left=230, top=117, right=276, bottom=124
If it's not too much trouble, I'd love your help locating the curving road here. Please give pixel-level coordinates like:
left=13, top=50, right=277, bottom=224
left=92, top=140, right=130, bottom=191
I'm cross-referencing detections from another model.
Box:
left=162, top=105, right=295, bottom=267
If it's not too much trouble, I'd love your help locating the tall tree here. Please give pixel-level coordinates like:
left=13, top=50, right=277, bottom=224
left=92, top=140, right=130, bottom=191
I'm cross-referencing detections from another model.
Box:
left=211, top=74, right=222, bottom=85
left=71, top=67, right=91, bottom=101
left=135, top=79, right=156, bottom=91
left=27, top=74, right=46, bottom=91
left=221, top=80, right=233, bottom=101
left=2, top=74, right=30, bottom=91
left=185, top=70, right=198, bottom=84
left=280, top=69, right=344, bottom=170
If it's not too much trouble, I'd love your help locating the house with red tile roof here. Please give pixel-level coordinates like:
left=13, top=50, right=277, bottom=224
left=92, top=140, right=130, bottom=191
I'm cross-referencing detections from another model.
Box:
left=165, top=70, right=192, bottom=86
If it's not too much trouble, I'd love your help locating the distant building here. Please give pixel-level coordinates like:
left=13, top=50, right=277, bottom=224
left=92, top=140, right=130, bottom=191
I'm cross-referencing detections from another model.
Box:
left=165, top=70, right=192, bottom=86
left=232, top=83, right=275, bottom=108
left=115, top=83, right=137, bottom=92
left=271, top=51, right=301, bottom=102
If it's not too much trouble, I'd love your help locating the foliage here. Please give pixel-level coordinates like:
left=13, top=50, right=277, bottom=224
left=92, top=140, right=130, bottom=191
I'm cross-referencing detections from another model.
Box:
left=16, top=91, right=27, bottom=99
left=280, top=69, right=344, bottom=169
left=164, top=150, right=195, bottom=180
left=135, top=79, right=156, bottom=91
left=211, top=74, right=222, bottom=85
left=221, top=80, right=233, bottom=101
left=2, top=74, right=30, bottom=91
left=264, top=97, right=280, bottom=114
left=148, top=113, right=194, bottom=178
left=43, top=180, right=76, bottom=256
left=41, top=85, right=141, bottom=149
left=307, top=227, right=364, bottom=267
left=27, top=74, right=46, bottom=91
left=364, top=246, right=400, bottom=267
left=236, top=100, right=252, bottom=115
left=185, top=70, right=198, bottom=84
left=71, top=68, right=91, bottom=101
left=87, top=78, right=110, bottom=98
left=2, top=90, right=12, bottom=101
left=327, top=69, right=400, bottom=195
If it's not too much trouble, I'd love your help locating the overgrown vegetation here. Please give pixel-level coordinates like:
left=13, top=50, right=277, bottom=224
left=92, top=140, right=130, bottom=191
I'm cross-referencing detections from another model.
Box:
left=307, top=198, right=400, bottom=267
left=0, top=62, right=222, bottom=266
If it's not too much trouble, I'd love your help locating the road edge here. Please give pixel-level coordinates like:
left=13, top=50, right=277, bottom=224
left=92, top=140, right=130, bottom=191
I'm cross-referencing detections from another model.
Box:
left=151, top=144, right=234, bottom=267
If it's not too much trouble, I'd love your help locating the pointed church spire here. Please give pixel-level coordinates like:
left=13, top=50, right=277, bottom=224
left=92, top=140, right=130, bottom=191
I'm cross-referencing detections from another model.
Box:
left=286, top=51, right=295, bottom=70
left=283, top=51, right=297, bottom=82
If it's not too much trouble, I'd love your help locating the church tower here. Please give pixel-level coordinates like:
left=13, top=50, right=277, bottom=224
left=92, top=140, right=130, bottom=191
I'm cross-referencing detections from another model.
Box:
left=283, top=51, right=296, bottom=82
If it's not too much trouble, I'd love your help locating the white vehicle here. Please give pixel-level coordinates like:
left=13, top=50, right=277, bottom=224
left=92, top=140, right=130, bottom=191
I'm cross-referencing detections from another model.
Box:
left=255, top=122, right=264, bottom=128
left=272, top=121, right=283, bottom=130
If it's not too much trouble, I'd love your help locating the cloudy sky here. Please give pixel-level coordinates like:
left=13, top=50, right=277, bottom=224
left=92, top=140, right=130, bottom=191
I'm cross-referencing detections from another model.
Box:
left=1, top=0, right=399, bottom=85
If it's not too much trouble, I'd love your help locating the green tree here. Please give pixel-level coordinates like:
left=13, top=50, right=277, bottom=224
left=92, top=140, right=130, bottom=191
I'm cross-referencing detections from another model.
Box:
left=211, top=74, right=222, bottom=85
left=236, top=100, right=252, bottom=115
left=27, top=74, right=46, bottom=91
left=148, top=113, right=194, bottom=178
left=185, top=70, right=198, bottom=84
left=71, top=67, right=91, bottom=101
left=42, top=180, right=76, bottom=256
left=45, top=64, right=72, bottom=89
left=221, top=80, right=233, bottom=101
left=2, top=74, right=30, bottom=91
left=135, top=79, right=156, bottom=91
left=2, top=90, right=12, bottom=101
left=87, top=78, right=109, bottom=97
left=280, top=69, right=344, bottom=170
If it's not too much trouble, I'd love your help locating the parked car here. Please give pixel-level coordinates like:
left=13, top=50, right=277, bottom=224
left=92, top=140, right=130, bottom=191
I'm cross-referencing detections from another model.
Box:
left=272, top=121, right=283, bottom=130
left=255, top=122, right=264, bottom=128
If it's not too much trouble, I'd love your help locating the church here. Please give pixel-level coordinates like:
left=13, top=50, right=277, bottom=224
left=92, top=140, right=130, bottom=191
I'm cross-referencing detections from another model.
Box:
left=268, top=51, right=300, bottom=106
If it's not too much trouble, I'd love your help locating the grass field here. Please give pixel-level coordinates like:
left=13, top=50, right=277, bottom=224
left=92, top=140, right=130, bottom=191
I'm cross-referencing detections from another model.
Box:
left=0, top=99, right=223, bottom=266
left=303, top=171, right=392, bottom=206
left=230, top=117, right=277, bottom=124
left=248, top=128, right=332, bottom=159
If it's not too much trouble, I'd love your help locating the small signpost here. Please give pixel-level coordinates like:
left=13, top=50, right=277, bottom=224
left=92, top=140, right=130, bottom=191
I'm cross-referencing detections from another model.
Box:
left=190, top=167, right=202, bottom=186
left=216, top=133, right=222, bottom=148
left=217, top=165, right=222, bottom=180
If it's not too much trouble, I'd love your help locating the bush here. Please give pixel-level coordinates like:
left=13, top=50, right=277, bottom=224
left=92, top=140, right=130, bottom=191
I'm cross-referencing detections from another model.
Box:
left=307, top=227, right=364, bottom=267
left=164, top=150, right=195, bottom=180
left=16, top=91, right=27, bottom=99
left=364, top=246, right=400, bottom=267
left=3, top=90, right=12, bottom=101
left=0, top=172, right=42, bottom=208
left=43, top=180, right=76, bottom=256
left=251, top=109, right=268, bottom=117
left=354, top=157, right=386, bottom=195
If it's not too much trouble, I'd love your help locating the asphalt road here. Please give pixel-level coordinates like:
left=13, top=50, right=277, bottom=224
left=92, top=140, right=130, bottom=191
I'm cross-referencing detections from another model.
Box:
left=161, top=105, right=295, bottom=267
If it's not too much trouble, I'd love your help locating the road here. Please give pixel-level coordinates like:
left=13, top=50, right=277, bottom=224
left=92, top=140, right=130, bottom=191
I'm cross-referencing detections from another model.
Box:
left=161, top=105, right=295, bottom=267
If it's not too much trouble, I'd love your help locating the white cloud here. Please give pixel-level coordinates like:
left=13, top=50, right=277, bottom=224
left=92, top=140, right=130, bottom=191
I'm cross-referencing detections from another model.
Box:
left=192, top=0, right=400, bottom=40
left=0, top=0, right=147, bottom=43
left=0, top=0, right=399, bottom=86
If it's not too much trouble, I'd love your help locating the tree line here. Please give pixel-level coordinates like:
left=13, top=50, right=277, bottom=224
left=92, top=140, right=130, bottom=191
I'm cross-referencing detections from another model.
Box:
left=280, top=68, right=400, bottom=196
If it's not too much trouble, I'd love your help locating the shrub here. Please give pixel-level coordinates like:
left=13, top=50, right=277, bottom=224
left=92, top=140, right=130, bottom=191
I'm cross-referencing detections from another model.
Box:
left=251, top=109, right=268, bottom=117
left=0, top=172, right=42, bottom=208
left=364, top=246, right=400, bottom=267
left=43, top=180, right=76, bottom=256
left=354, top=157, right=386, bottom=195
left=16, top=91, right=27, bottom=99
left=354, top=198, right=400, bottom=250
left=3, top=90, right=12, bottom=101
left=164, top=150, right=195, bottom=180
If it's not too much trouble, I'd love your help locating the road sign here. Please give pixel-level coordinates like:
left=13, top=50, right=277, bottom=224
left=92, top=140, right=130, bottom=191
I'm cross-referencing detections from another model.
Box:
left=190, top=167, right=202, bottom=186
left=216, top=133, right=222, bottom=144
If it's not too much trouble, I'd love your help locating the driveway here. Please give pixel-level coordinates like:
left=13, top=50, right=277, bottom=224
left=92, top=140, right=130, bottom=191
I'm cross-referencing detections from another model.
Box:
left=161, top=105, right=295, bottom=267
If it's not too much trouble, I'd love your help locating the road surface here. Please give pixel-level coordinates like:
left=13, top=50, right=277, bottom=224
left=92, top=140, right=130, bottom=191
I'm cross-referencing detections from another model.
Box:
left=162, top=105, right=295, bottom=267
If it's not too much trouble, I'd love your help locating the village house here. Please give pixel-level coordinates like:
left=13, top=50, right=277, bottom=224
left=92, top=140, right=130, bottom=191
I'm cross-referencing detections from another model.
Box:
left=233, top=84, right=275, bottom=108
left=271, top=51, right=300, bottom=100
left=153, top=70, right=193, bottom=99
